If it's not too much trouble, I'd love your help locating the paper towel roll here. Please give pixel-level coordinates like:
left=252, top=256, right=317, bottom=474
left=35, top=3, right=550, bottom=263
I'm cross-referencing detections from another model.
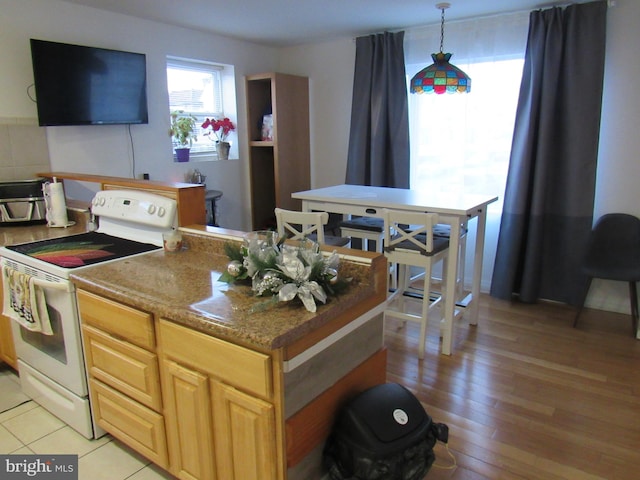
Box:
left=44, top=181, right=69, bottom=227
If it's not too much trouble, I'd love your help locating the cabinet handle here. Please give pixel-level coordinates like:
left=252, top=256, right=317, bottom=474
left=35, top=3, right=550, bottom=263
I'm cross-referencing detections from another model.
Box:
left=365, top=208, right=377, bottom=214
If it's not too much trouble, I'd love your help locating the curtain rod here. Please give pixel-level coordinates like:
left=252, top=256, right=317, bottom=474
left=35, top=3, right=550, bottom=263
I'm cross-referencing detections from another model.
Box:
left=355, top=0, right=615, bottom=41
left=536, top=0, right=615, bottom=9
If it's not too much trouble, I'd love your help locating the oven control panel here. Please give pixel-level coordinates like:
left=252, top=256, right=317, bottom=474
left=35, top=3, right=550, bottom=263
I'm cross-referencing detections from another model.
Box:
left=91, top=190, right=177, bottom=229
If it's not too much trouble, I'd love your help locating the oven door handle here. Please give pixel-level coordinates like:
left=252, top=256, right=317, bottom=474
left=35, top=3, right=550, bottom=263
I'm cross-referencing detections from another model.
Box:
left=32, top=277, right=74, bottom=293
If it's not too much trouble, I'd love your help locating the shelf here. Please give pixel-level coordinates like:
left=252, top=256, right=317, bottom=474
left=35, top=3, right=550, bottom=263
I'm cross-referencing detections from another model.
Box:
left=249, top=140, right=275, bottom=147
left=245, top=73, right=310, bottom=230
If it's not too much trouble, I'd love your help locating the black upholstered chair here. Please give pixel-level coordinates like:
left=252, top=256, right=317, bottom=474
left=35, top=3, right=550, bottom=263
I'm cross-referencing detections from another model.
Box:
left=574, top=213, right=640, bottom=335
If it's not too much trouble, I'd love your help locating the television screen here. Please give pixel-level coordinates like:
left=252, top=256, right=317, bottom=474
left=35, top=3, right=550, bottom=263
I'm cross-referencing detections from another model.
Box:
left=30, top=39, right=149, bottom=126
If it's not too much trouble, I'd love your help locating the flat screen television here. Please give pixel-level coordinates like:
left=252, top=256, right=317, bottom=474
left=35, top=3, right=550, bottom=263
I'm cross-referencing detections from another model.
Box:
left=30, top=39, right=149, bottom=126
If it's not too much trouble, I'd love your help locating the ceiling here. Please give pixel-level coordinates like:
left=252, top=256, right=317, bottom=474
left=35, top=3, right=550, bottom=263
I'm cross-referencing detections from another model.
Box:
left=61, top=0, right=567, bottom=47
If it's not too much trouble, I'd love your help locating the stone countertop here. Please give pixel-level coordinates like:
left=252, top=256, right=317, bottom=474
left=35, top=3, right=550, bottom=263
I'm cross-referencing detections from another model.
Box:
left=70, top=228, right=385, bottom=352
left=1, top=204, right=90, bottom=247
left=0, top=222, right=88, bottom=247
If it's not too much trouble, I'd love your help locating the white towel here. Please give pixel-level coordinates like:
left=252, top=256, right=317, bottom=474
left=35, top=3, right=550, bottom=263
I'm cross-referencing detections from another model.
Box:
left=2, top=265, right=53, bottom=335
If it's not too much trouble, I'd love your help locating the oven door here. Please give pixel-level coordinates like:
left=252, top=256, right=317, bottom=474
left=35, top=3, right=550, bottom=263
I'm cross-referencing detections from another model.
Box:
left=3, top=259, right=88, bottom=398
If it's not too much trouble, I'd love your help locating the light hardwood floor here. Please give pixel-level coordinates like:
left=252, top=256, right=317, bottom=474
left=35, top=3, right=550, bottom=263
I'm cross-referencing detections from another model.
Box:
left=384, top=294, right=640, bottom=480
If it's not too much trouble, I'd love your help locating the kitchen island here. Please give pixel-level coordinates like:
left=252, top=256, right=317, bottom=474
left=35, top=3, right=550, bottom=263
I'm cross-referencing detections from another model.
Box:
left=70, top=225, right=388, bottom=480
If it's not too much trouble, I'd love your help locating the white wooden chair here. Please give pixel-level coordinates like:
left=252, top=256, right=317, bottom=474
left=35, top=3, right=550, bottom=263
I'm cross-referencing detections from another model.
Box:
left=339, top=216, right=398, bottom=289
left=382, top=209, right=450, bottom=359
left=274, top=208, right=350, bottom=246
left=339, top=216, right=385, bottom=252
left=403, top=221, right=468, bottom=301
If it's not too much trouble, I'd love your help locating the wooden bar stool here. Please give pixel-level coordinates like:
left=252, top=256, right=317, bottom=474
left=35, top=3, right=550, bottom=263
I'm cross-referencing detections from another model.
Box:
left=274, top=208, right=350, bottom=247
left=339, top=216, right=385, bottom=252
left=340, top=216, right=399, bottom=289
left=382, top=209, right=450, bottom=359
left=406, top=220, right=468, bottom=303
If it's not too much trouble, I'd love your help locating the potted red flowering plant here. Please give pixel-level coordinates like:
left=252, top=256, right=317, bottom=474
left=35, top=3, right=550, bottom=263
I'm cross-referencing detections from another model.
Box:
left=202, top=117, right=235, bottom=160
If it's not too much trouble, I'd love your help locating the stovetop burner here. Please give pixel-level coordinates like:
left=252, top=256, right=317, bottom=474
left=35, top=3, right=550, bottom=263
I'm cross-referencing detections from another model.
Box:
left=6, top=231, right=160, bottom=269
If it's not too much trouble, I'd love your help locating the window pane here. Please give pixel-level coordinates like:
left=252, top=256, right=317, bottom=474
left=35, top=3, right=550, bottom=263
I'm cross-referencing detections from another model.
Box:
left=167, top=67, right=220, bottom=114
left=167, top=58, right=224, bottom=155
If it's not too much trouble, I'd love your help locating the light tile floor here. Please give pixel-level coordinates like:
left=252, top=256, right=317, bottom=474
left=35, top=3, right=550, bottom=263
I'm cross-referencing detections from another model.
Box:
left=0, top=366, right=176, bottom=479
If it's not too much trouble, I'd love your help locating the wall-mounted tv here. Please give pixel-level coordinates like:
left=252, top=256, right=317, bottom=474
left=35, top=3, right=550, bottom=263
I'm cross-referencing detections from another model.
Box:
left=30, top=39, right=149, bottom=126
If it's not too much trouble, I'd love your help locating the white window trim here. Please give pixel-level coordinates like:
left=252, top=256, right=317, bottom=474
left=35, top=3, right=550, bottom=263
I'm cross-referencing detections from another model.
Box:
left=167, top=56, right=237, bottom=161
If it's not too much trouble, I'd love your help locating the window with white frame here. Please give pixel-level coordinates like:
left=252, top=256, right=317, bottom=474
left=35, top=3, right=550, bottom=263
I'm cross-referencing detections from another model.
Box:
left=166, top=57, right=230, bottom=157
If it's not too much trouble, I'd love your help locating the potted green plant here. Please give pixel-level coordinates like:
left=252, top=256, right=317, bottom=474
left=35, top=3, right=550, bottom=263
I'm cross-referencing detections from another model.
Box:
left=169, top=110, right=197, bottom=162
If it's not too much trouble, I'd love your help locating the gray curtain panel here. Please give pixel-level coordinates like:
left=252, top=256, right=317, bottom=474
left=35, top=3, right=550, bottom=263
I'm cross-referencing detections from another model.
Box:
left=345, top=31, right=410, bottom=188
left=490, top=1, right=607, bottom=305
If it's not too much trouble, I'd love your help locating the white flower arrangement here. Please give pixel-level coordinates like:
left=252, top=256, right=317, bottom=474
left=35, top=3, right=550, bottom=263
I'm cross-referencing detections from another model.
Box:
left=219, top=233, right=350, bottom=313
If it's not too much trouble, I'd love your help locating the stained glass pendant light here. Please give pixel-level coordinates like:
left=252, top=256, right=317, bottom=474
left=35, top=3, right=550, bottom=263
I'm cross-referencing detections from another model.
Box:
left=410, top=2, right=471, bottom=94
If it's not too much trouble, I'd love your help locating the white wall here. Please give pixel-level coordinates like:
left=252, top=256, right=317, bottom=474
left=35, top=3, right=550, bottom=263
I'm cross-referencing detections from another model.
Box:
left=278, top=38, right=355, bottom=188
left=0, top=0, right=279, bottom=231
left=587, top=0, right=640, bottom=313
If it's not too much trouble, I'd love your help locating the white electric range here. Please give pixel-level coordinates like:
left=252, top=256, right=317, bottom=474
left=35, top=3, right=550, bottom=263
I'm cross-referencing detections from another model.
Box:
left=0, top=189, right=177, bottom=439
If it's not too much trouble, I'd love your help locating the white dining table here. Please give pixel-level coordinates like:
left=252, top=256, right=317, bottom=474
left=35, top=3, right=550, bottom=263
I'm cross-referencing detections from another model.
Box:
left=292, top=184, right=498, bottom=355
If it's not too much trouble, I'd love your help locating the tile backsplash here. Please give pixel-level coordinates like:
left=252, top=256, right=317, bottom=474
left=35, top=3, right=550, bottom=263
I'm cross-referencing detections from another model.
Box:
left=0, top=117, right=51, bottom=181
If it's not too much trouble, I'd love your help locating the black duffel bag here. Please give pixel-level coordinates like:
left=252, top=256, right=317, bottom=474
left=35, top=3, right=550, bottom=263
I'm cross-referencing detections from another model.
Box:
left=323, top=383, right=448, bottom=480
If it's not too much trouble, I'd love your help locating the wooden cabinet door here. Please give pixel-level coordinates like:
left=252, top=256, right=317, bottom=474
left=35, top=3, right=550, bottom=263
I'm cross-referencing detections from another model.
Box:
left=213, top=382, right=277, bottom=480
left=82, top=324, right=162, bottom=411
left=77, top=289, right=155, bottom=350
left=89, top=379, right=169, bottom=469
left=162, top=358, right=216, bottom=480
left=159, top=319, right=280, bottom=480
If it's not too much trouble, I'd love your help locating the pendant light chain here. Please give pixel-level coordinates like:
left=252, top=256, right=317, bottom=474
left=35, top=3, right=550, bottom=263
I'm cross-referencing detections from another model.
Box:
left=439, top=6, right=445, bottom=53
left=436, top=2, right=450, bottom=53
